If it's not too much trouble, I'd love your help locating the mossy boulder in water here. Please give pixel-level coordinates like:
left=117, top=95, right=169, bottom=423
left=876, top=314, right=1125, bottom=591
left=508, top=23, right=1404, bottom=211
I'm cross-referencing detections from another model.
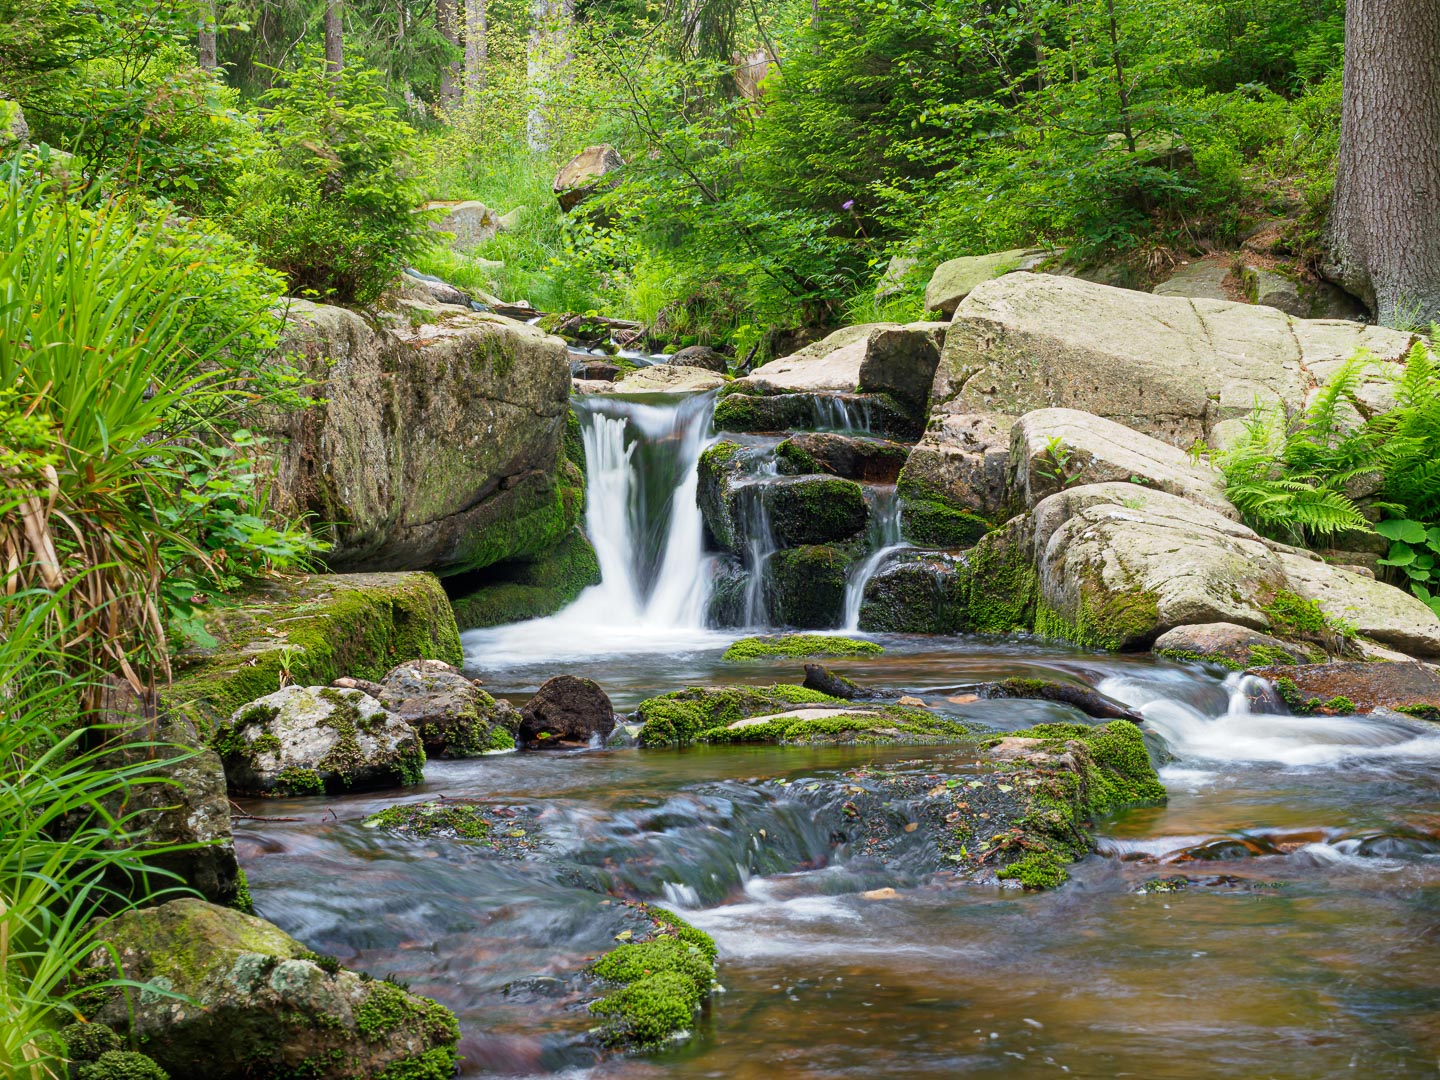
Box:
left=84, top=899, right=459, bottom=1080
left=635, top=683, right=845, bottom=746
left=377, top=660, right=519, bottom=756
left=722, top=634, right=884, bottom=661
left=587, top=905, right=717, bottom=1049
left=765, top=476, right=868, bottom=546
left=766, top=546, right=852, bottom=628
left=214, top=685, right=425, bottom=796
left=774, top=431, right=910, bottom=483
left=1153, top=622, right=1321, bottom=670
left=858, top=553, right=970, bottom=634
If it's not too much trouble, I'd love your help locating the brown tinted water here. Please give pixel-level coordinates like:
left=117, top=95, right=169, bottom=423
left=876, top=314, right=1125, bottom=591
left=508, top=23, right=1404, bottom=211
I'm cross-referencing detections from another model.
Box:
left=235, top=638, right=1440, bottom=1078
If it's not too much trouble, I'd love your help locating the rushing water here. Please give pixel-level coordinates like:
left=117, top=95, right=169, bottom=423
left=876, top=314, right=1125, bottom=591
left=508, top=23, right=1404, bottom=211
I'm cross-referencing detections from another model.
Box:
left=841, top=486, right=905, bottom=632
left=241, top=392, right=1440, bottom=1077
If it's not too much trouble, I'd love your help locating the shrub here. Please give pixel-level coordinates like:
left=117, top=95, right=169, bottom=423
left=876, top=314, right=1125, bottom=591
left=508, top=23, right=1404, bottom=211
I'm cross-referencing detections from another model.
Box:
left=226, top=50, right=434, bottom=306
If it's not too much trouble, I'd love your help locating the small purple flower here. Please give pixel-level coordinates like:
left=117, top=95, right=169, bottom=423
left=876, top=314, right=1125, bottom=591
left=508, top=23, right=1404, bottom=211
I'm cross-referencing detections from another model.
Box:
left=842, top=199, right=855, bottom=211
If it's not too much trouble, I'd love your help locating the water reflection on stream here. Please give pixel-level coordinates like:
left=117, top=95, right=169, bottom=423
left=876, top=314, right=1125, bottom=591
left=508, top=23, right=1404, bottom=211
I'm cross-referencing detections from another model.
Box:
left=236, top=638, right=1440, bottom=1078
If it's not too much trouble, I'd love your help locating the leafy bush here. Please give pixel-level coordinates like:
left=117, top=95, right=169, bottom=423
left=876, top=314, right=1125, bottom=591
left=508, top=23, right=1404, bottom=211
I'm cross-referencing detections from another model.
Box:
left=226, top=51, right=434, bottom=306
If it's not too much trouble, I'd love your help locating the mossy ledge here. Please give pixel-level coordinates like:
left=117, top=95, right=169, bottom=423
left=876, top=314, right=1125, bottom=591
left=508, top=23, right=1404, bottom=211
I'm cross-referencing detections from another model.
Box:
left=587, top=904, right=718, bottom=1050
left=976, top=720, right=1166, bottom=888
left=721, top=634, right=884, bottom=661
left=167, top=572, right=463, bottom=736
left=698, top=705, right=974, bottom=747
left=635, top=684, right=844, bottom=747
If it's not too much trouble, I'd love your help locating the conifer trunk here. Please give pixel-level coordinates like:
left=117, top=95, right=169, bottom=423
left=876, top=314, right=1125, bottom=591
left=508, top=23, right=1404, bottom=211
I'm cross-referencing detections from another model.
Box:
left=324, top=1, right=345, bottom=77
left=197, top=0, right=217, bottom=70
left=1327, top=0, right=1440, bottom=326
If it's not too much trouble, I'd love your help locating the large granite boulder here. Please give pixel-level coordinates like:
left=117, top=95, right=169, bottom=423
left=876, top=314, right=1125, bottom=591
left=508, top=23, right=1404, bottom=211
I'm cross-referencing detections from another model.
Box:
left=897, top=410, right=1012, bottom=546
left=377, top=660, right=520, bottom=756
left=519, top=676, right=616, bottom=748
left=425, top=199, right=501, bottom=251
left=732, top=323, right=945, bottom=416
left=266, top=298, right=578, bottom=575
left=86, top=900, right=459, bottom=1080
left=924, top=247, right=1051, bottom=316
left=213, top=685, right=425, bottom=796
left=1008, top=408, right=1235, bottom=517
left=931, top=274, right=1419, bottom=444
left=1152, top=258, right=1231, bottom=301
left=1274, top=551, right=1440, bottom=658
left=554, top=144, right=624, bottom=211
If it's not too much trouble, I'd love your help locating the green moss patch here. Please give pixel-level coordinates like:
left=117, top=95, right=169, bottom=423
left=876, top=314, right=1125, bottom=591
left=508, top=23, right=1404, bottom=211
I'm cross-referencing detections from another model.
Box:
left=901, top=498, right=992, bottom=549
left=448, top=527, right=601, bottom=630
left=587, top=904, right=718, bottom=1050
left=364, top=800, right=548, bottom=856
left=698, top=705, right=972, bottom=746
left=721, top=634, right=884, bottom=661
left=636, top=684, right=843, bottom=747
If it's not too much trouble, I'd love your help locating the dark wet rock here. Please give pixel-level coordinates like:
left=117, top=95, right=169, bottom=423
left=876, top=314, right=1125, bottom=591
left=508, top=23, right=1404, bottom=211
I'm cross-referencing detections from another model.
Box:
left=802, top=663, right=894, bottom=701
left=85, top=899, right=459, bottom=1080
left=669, top=344, right=729, bottom=372
left=378, top=661, right=519, bottom=756
left=858, top=552, right=970, bottom=634
left=1247, top=660, right=1440, bottom=718
left=1154, top=622, right=1320, bottom=670
left=574, top=358, right=622, bottom=381
left=635, top=683, right=845, bottom=746
left=213, top=686, right=425, bottom=796
left=695, top=441, right=747, bottom=552
left=767, top=545, right=852, bottom=628
left=775, top=432, right=910, bottom=483
left=705, top=554, right=749, bottom=628
left=766, top=476, right=869, bottom=546
left=713, top=389, right=921, bottom=440
left=967, top=678, right=1145, bottom=722
left=519, top=675, right=616, bottom=748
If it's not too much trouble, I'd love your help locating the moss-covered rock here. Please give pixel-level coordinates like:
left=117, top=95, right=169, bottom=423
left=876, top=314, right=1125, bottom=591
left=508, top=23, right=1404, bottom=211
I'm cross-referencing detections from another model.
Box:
left=774, top=432, right=910, bottom=483
left=1152, top=622, right=1321, bottom=670
left=448, top=527, right=601, bottom=630
left=766, top=546, right=852, bottom=628
left=76, top=1051, right=169, bottom=1080
left=168, top=572, right=463, bottom=736
left=1246, top=660, right=1440, bottom=718
left=897, top=496, right=992, bottom=548
left=699, top=704, right=973, bottom=746
left=86, top=899, right=459, bottom=1080
left=713, top=388, right=919, bottom=440
left=765, top=477, right=868, bottom=547
left=377, top=661, right=519, bottom=756
left=722, top=634, right=884, bottom=661
left=635, top=684, right=845, bottom=747
left=857, top=554, right=970, bottom=634
left=962, top=519, right=1037, bottom=634
left=587, top=905, right=717, bottom=1049
left=213, top=686, right=426, bottom=796
left=696, top=440, right=747, bottom=552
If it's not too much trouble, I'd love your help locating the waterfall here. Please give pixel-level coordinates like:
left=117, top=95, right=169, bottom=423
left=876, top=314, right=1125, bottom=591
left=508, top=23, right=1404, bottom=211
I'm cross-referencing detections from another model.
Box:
left=460, top=392, right=723, bottom=665
left=841, top=487, right=905, bottom=631
left=734, top=455, right=781, bottom=627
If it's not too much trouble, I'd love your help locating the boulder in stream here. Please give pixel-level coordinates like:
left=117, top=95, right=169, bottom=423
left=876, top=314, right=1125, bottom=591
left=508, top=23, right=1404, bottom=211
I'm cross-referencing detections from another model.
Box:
left=774, top=432, right=910, bottom=483
left=378, top=660, right=520, bottom=756
left=767, top=545, right=853, bottom=628
left=518, top=675, right=616, bottom=748
left=84, top=899, right=460, bottom=1080
left=668, top=344, right=729, bottom=372
left=635, top=683, right=846, bottom=746
left=857, top=552, right=970, bottom=634
left=721, top=634, right=884, bottom=661
left=1246, top=660, right=1440, bottom=718
left=1154, top=622, right=1321, bottom=669
left=214, top=685, right=426, bottom=796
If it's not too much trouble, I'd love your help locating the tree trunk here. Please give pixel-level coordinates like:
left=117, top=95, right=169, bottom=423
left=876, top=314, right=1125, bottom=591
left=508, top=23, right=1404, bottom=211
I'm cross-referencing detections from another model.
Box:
left=1327, top=0, right=1440, bottom=326
left=324, top=1, right=345, bottom=78
left=197, top=0, right=217, bottom=70
left=438, top=0, right=461, bottom=106
left=464, top=0, right=487, bottom=98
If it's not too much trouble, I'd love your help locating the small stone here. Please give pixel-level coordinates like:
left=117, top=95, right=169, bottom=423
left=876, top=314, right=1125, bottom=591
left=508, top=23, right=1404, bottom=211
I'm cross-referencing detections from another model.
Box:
left=860, top=887, right=900, bottom=900
left=897, top=695, right=927, bottom=707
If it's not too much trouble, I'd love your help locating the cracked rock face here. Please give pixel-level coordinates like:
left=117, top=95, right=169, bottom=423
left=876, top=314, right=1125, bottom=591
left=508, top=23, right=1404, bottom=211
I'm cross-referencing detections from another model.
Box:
left=261, top=298, right=575, bottom=574
left=930, top=274, right=1417, bottom=446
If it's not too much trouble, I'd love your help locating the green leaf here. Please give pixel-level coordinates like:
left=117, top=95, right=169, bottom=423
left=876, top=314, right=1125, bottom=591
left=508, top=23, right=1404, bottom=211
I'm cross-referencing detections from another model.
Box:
left=1376, top=519, right=1428, bottom=544
left=1414, top=584, right=1433, bottom=602
left=1378, top=542, right=1417, bottom=567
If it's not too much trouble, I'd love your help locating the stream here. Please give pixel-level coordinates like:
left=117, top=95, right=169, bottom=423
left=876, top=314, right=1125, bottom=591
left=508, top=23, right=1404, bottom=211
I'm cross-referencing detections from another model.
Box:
left=236, top=386, right=1440, bottom=1078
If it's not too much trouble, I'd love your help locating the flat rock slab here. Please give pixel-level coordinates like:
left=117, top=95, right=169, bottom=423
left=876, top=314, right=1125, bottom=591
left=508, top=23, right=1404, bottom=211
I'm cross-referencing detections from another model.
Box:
left=1152, top=258, right=1233, bottom=301
left=1247, top=661, right=1440, bottom=716
left=727, top=707, right=874, bottom=729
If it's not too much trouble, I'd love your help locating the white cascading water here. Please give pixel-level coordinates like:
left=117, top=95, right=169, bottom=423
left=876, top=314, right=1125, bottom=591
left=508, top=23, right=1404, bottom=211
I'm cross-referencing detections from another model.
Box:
left=841, top=487, right=905, bottom=632
left=460, top=392, right=725, bottom=666
left=1099, top=671, right=1440, bottom=766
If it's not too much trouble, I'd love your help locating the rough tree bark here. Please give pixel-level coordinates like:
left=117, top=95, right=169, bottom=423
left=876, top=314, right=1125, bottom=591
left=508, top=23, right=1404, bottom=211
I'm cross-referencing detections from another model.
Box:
left=197, top=0, right=217, bottom=70
left=324, top=1, right=345, bottom=77
left=464, top=0, right=487, bottom=99
left=438, top=0, right=461, bottom=106
left=1327, top=0, right=1440, bottom=326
